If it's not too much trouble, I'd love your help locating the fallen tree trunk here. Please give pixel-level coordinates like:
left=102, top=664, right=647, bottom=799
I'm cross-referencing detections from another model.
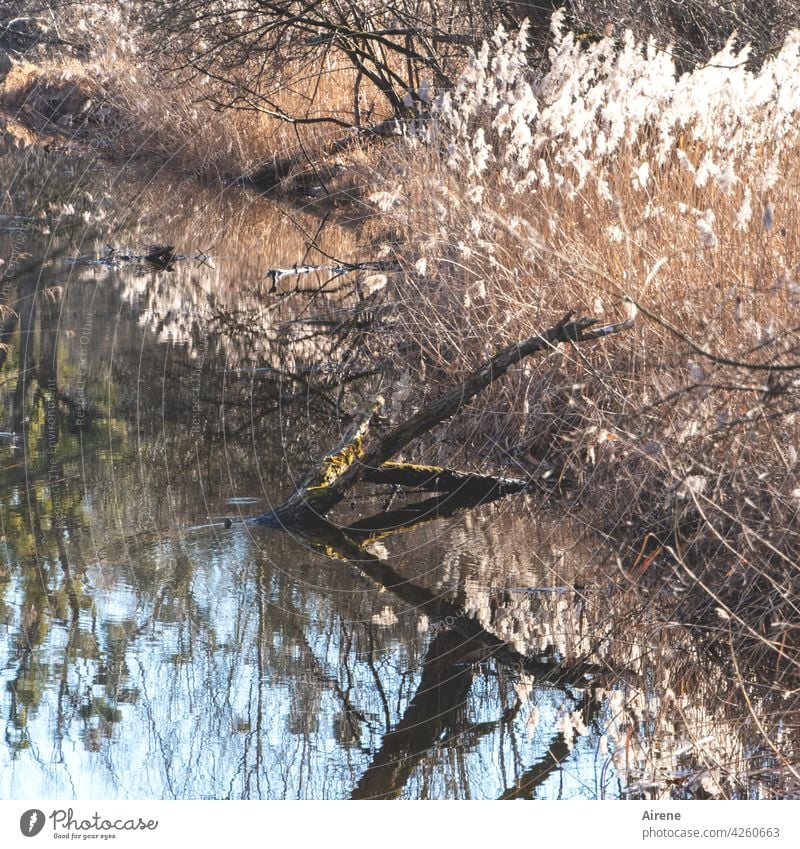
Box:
left=361, top=462, right=530, bottom=497
left=253, top=311, right=633, bottom=527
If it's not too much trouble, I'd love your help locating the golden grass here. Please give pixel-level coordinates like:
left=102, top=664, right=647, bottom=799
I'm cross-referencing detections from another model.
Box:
left=0, top=47, right=370, bottom=179
left=365, top=128, right=800, bottom=681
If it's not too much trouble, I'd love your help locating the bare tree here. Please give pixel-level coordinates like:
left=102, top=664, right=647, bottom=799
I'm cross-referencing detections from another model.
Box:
left=139, top=1, right=533, bottom=126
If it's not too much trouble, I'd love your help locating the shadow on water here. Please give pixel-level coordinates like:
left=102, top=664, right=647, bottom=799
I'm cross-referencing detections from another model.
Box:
left=0, top=127, right=795, bottom=799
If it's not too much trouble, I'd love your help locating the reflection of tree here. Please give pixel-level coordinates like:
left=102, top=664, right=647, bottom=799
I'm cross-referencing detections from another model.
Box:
left=0, top=256, right=130, bottom=757
left=254, top=488, right=602, bottom=799
left=2, top=476, right=132, bottom=757
left=10, top=276, right=37, bottom=437
left=352, top=629, right=480, bottom=799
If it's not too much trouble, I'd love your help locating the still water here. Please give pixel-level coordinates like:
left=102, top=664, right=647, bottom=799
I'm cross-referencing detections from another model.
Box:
left=0, top=132, right=760, bottom=799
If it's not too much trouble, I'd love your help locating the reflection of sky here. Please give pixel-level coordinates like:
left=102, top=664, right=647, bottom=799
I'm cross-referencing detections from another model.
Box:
left=0, top=517, right=624, bottom=799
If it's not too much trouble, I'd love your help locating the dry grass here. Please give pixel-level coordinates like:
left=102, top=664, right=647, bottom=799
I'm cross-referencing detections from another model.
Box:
left=0, top=41, right=367, bottom=180
left=364, top=86, right=800, bottom=687
left=362, top=121, right=800, bottom=792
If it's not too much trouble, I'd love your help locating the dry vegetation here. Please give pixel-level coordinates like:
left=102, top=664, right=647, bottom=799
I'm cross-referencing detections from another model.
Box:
left=0, top=3, right=365, bottom=178
left=0, top=57, right=371, bottom=179
left=365, top=18, right=800, bottom=699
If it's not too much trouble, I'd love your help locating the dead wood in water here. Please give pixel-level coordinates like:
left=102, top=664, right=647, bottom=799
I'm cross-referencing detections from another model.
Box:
left=362, top=462, right=530, bottom=497
left=253, top=311, right=634, bottom=527
left=143, top=245, right=176, bottom=270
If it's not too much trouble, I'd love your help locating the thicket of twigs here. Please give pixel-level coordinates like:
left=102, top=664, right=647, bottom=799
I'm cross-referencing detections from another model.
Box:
left=366, top=15, right=800, bottom=700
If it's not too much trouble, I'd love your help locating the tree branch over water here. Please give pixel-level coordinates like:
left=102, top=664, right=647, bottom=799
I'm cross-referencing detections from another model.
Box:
left=254, top=311, right=633, bottom=527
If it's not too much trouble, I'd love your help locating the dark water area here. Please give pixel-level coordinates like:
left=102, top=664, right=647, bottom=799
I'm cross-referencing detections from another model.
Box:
left=0, top=131, right=770, bottom=799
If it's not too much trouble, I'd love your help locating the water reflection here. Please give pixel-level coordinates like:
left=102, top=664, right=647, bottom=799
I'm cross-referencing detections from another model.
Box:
left=0, top=134, right=783, bottom=799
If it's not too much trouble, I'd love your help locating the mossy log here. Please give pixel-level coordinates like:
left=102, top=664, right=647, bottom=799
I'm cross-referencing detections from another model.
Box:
left=254, top=395, right=384, bottom=526
left=362, top=462, right=530, bottom=497
left=253, top=312, right=633, bottom=527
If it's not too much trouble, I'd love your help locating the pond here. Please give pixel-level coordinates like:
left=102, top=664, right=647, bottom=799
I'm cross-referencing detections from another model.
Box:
left=0, top=132, right=768, bottom=799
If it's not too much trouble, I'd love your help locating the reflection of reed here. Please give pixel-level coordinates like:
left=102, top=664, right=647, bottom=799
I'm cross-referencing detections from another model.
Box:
left=261, top=499, right=607, bottom=798
left=332, top=503, right=774, bottom=798
left=98, top=177, right=377, bottom=379
left=279, top=501, right=598, bottom=673
left=498, top=690, right=600, bottom=800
